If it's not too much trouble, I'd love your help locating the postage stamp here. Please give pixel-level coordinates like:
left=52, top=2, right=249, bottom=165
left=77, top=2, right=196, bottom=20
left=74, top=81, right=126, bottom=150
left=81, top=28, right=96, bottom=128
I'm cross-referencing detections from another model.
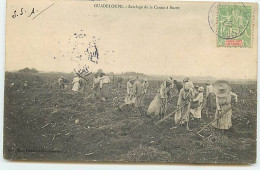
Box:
left=3, top=0, right=258, bottom=164
left=217, top=4, right=252, bottom=47
left=208, top=3, right=254, bottom=48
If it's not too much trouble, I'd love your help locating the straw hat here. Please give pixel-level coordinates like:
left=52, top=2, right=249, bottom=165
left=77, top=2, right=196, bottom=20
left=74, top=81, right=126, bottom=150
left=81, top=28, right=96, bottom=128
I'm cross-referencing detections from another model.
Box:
left=213, top=80, right=231, bottom=97
left=206, top=80, right=211, bottom=85
left=198, top=86, right=204, bottom=92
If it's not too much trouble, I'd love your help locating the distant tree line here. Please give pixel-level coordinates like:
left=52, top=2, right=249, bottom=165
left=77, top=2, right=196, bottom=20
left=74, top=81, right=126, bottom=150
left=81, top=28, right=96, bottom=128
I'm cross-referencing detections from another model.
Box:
left=19, top=67, right=39, bottom=73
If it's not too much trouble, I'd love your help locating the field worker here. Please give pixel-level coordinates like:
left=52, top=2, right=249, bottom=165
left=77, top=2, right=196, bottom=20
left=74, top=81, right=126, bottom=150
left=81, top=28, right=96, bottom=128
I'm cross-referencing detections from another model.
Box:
left=58, top=76, right=65, bottom=89
left=124, top=76, right=135, bottom=104
left=159, top=78, right=172, bottom=118
left=79, top=78, right=86, bottom=92
left=99, top=72, right=110, bottom=101
left=183, top=77, right=194, bottom=88
left=147, top=78, right=171, bottom=119
left=212, top=80, right=238, bottom=130
left=119, top=76, right=135, bottom=111
left=166, top=77, right=175, bottom=98
left=93, top=73, right=100, bottom=91
left=72, top=74, right=81, bottom=92
left=142, top=79, right=149, bottom=94
left=190, top=85, right=199, bottom=119
left=190, top=86, right=204, bottom=120
left=63, top=78, right=70, bottom=89
left=205, top=80, right=214, bottom=117
left=174, top=81, right=193, bottom=130
left=132, top=77, right=144, bottom=109
left=169, top=77, right=174, bottom=89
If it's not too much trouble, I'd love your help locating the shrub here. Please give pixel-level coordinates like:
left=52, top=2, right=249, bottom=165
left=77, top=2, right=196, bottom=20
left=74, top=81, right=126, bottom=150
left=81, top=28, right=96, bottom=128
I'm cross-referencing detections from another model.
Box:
left=19, top=67, right=39, bottom=73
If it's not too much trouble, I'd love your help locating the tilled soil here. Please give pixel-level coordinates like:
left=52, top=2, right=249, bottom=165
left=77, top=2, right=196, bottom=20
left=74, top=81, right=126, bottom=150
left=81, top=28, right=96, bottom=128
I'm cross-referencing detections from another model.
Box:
left=3, top=72, right=257, bottom=164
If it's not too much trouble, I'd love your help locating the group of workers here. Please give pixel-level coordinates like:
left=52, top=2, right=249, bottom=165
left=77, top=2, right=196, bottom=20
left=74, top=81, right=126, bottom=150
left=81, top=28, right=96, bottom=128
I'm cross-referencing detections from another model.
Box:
left=121, top=76, right=238, bottom=131
left=118, top=76, right=148, bottom=115
left=58, top=72, right=238, bottom=132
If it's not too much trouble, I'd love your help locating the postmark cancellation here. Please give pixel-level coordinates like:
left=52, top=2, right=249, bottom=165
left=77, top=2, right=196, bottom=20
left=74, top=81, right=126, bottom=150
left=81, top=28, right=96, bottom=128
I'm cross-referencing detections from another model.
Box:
left=208, top=2, right=256, bottom=48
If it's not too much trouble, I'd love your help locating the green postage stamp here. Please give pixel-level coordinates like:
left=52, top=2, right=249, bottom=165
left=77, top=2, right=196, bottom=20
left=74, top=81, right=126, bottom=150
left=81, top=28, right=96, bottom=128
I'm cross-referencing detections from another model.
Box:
left=216, top=4, right=253, bottom=48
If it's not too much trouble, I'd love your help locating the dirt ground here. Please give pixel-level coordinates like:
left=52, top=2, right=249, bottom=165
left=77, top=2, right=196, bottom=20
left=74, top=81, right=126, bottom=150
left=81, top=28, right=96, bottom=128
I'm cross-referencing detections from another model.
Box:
left=3, top=72, right=257, bottom=164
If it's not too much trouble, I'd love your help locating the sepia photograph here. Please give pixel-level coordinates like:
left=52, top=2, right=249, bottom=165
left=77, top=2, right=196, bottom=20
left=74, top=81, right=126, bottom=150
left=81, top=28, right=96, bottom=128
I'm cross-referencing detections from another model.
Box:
left=3, top=0, right=258, bottom=165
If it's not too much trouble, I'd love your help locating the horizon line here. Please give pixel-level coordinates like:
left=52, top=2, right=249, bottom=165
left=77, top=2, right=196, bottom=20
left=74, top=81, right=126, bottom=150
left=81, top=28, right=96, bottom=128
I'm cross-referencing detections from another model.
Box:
left=5, top=70, right=257, bottom=81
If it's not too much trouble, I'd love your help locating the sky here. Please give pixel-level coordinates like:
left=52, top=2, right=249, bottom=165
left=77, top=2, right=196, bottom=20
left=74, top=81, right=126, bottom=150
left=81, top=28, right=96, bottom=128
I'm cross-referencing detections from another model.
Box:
left=5, top=0, right=258, bottom=79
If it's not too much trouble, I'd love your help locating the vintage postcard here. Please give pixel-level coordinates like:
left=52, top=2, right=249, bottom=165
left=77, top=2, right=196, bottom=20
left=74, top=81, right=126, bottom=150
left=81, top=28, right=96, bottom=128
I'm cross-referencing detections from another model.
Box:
left=4, top=0, right=258, bottom=164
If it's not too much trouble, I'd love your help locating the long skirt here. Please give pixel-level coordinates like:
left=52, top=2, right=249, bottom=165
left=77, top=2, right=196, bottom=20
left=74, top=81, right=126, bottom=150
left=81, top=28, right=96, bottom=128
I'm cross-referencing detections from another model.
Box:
left=135, top=95, right=144, bottom=108
left=212, top=104, right=232, bottom=129
left=72, top=82, right=80, bottom=91
left=190, top=105, right=202, bottom=119
left=175, top=102, right=190, bottom=124
left=125, top=94, right=135, bottom=104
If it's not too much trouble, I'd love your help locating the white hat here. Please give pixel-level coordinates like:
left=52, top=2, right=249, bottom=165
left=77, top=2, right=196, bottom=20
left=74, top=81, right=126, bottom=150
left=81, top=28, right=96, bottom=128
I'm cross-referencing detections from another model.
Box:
left=213, top=80, right=231, bottom=97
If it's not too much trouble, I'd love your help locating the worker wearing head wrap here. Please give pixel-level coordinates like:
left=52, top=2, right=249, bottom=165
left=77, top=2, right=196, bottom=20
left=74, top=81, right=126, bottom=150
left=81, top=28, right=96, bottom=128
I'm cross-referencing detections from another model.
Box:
left=119, top=76, right=137, bottom=111
left=190, top=86, right=204, bottom=119
left=99, top=72, right=110, bottom=101
left=132, top=77, right=144, bottom=108
left=183, top=77, right=194, bottom=90
left=161, top=78, right=172, bottom=97
left=174, top=81, right=193, bottom=130
left=142, top=79, right=149, bottom=94
left=72, top=74, right=81, bottom=92
left=124, top=76, right=135, bottom=104
left=58, top=76, right=65, bottom=89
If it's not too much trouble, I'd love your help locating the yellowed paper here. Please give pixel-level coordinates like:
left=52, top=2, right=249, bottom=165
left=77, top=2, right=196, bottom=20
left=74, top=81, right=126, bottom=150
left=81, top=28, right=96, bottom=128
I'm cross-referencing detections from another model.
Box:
left=4, top=0, right=258, bottom=164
